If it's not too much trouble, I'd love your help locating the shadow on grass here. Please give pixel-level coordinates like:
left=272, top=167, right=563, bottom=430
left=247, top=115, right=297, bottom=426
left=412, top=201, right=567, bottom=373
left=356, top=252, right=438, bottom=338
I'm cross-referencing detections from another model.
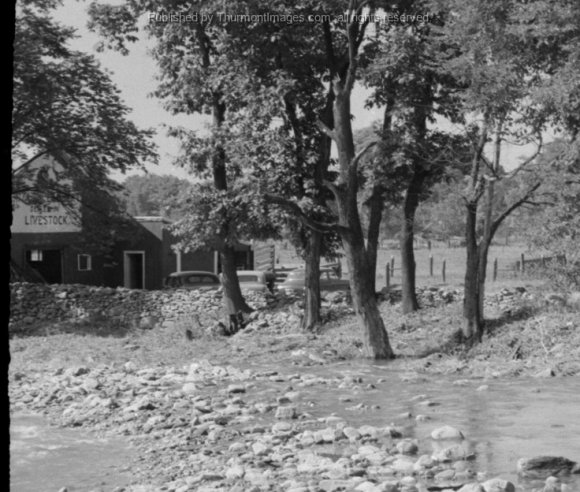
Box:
left=483, top=303, right=541, bottom=336
left=410, top=303, right=541, bottom=360
left=9, top=315, right=135, bottom=339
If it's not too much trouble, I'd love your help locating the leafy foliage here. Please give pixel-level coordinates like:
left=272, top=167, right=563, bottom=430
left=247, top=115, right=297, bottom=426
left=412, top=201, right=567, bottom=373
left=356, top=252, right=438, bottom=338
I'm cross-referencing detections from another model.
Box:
left=12, top=0, right=157, bottom=203
left=514, top=141, right=580, bottom=290
left=170, top=180, right=281, bottom=253
left=119, top=174, right=193, bottom=219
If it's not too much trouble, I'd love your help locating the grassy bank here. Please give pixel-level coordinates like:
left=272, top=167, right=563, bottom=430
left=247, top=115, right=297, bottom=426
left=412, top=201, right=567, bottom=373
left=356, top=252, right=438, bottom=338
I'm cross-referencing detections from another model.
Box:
left=9, top=284, right=580, bottom=379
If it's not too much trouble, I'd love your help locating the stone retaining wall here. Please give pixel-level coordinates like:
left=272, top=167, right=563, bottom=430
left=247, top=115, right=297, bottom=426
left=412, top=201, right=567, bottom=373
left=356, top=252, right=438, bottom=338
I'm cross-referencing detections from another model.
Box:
left=9, top=282, right=226, bottom=330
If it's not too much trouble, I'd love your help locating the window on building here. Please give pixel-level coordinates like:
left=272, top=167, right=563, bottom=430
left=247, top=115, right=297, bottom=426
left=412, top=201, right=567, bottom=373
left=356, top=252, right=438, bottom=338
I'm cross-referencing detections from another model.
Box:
left=78, top=254, right=92, bottom=271
left=30, top=250, right=43, bottom=262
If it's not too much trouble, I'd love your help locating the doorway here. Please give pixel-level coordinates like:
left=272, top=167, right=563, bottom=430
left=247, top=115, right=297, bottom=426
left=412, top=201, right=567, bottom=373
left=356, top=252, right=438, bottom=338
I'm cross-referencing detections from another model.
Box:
left=123, top=251, right=145, bottom=289
left=25, top=249, right=62, bottom=284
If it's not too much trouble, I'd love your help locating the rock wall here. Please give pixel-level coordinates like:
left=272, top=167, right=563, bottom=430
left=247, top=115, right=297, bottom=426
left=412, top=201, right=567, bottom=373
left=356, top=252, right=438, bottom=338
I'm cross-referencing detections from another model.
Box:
left=9, top=282, right=226, bottom=331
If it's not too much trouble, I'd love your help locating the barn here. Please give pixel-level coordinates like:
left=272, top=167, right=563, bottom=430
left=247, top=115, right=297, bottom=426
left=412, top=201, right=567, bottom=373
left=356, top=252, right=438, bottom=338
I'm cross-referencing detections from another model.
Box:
left=11, top=155, right=272, bottom=289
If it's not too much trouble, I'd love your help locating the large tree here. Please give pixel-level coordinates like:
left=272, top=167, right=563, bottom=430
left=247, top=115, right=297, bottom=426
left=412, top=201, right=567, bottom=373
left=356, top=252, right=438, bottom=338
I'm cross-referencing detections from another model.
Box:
left=89, top=0, right=280, bottom=314
left=90, top=0, right=347, bottom=327
left=432, top=0, right=579, bottom=341
left=360, top=3, right=468, bottom=312
left=311, top=0, right=397, bottom=358
left=12, top=0, right=157, bottom=206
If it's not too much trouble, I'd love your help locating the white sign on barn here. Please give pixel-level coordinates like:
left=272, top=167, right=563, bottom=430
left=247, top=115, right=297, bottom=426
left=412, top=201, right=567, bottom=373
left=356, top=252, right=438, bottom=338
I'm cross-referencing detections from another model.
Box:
left=12, top=200, right=80, bottom=233
left=11, top=155, right=81, bottom=234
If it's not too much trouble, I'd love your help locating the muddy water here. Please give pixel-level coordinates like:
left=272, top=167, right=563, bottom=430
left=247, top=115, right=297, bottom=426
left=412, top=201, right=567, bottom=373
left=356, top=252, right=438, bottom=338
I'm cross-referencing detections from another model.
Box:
left=10, top=413, right=134, bottom=492
left=249, top=360, right=580, bottom=489
left=10, top=362, right=580, bottom=491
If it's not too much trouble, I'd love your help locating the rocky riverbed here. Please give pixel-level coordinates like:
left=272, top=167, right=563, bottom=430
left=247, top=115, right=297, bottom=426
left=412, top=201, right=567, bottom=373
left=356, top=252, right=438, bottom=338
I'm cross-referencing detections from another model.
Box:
left=9, top=285, right=580, bottom=492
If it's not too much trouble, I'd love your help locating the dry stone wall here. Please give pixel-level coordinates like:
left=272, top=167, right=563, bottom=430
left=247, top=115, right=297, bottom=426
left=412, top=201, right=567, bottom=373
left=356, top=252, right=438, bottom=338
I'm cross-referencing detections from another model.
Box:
left=9, top=282, right=226, bottom=331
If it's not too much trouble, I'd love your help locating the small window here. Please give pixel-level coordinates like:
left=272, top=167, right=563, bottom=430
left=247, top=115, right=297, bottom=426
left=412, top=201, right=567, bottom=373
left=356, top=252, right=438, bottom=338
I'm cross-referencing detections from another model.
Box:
left=30, top=250, right=43, bottom=262
left=78, top=254, right=92, bottom=271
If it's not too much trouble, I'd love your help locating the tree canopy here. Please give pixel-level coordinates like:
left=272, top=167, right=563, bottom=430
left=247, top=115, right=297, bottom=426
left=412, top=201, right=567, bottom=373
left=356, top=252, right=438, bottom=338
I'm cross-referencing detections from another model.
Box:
left=12, top=0, right=157, bottom=205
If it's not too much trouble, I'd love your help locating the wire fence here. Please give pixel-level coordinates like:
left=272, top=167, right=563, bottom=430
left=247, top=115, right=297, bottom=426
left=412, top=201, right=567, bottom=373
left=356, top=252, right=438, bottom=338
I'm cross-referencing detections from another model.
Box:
left=382, top=252, right=567, bottom=289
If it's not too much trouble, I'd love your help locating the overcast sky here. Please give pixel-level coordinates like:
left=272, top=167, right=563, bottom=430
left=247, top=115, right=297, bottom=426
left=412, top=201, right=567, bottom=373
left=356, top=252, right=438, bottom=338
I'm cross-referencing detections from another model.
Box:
left=53, top=0, right=537, bottom=180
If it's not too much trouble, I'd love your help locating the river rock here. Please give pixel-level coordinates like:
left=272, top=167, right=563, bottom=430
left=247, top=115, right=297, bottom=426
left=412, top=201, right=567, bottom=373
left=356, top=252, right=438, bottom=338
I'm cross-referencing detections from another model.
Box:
left=534, top=367, right=556, bottom=378
left=275, top=405, right=297, bottom=419
left=517, top=456, right=580, bottom=478
left=399, top=476, right=419, bottom=492
left=352, top=481, right=375, bottom=492
left=318, top=479, right=358, bottom=492
left=391, top=457, right=416, bottom=474
left=396, top=439, right=419, bottom=455
left=343, top=426, right=361, bottom=442
left=431, top=425, right=465, bottom=440
left=225, top=464, right=245, bottom=479
left=272, top=421, right=293, bottom=435
left=251, top=442, right=270, bottom=456
left=432, top=443, right=473, bottom=462
left=542, top=476, right=563, bottom=492
left=481, top=477, right=515, bottom=492
left=435, top=469, right=456, bottom=481
left=226, top=384, right=246, bottom=394
left=458, top=484, right=486, bottom=492
left=414, top=454, right=435, bottom=470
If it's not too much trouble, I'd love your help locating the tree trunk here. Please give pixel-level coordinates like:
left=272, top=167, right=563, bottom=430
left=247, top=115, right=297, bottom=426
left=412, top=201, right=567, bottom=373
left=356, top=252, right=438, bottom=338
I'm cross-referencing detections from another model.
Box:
left=211, top=95, right=251, bottom=314
left=400, top=173, right=424, bottom=313
left=332, top=86, right=394, bottom=359
left=221, top=246, right=253, bottom=315
left=301, top=231, right=322, bottom=331
left=462, top=201, right=483, bottom=341
left=344, top=232, right=394, bottom=358
left=365, top=184, right=384, bottom=294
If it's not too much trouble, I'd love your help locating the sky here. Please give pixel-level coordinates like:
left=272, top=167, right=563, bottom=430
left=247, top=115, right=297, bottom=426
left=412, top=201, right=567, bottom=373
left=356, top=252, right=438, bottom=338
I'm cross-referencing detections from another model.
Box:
left=52, top=1, right=537, bottom=181
left=53, top=1, right=385, bottom=181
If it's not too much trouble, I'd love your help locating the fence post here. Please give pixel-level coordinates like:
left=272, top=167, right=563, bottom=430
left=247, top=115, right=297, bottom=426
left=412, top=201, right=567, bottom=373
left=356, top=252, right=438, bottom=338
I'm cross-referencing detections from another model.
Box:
left=386, top=263, right=390, bottom=289
left=429, top=254, right=434, bottom=277
left=442, top=259, right=446, bottom=283
left=493, top=258, right=498, bottom=282
left=520, top=253, right=525, bottom=275
left=390, top=256, right=395, bottom=275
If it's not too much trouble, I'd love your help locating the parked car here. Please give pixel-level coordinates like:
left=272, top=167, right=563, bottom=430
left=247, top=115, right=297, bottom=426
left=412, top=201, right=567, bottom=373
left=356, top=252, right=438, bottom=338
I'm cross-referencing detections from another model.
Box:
left=164, top=271, right=221, bottom=291
left=235, top=270, right=271, bottom=293
left=279, top=267, right=350, bottom=295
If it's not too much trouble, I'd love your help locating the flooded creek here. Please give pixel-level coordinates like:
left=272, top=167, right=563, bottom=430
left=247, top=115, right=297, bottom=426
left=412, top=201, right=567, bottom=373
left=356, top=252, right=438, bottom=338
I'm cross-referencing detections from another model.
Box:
left=9, top=359, right=580, bottom=491
left=248, top=360, right=580, bottom=489
left=10, top=413, right=134, bottom=492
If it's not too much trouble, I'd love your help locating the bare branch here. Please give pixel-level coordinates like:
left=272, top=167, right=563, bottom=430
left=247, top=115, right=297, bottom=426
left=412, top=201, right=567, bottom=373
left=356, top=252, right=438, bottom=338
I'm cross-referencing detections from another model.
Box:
left=522, top=200, right=555, bottom=207
left=351, top=141, right=378, bottom=172
left=490, top=182, right=542, bottom=238
left=506, top=134, right=543, bottom=179
left=12, top=149, right=54, bottom=174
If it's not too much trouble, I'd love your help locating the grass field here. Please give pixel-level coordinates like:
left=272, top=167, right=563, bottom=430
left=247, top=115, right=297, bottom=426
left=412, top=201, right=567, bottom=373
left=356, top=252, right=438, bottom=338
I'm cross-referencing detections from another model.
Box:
left=275, top=241, right=545, bottom=293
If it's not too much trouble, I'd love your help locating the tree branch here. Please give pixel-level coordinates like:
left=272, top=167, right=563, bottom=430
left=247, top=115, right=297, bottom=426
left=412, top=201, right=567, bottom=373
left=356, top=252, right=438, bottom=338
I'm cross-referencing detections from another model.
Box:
left=344, top=0, right=369, bottom=93
left=322, top=179, right=342, bottom=202
left=490, top=182, right=542, bottom=238
left=317, top=119, right=336, bottom=140
left=322, top=18, right=337, bottom=76
left=506, top=134, right=543, bottom=179
left=351, top=141, right=378, bottom=173
left=264, top=193, right=350, bottom=236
